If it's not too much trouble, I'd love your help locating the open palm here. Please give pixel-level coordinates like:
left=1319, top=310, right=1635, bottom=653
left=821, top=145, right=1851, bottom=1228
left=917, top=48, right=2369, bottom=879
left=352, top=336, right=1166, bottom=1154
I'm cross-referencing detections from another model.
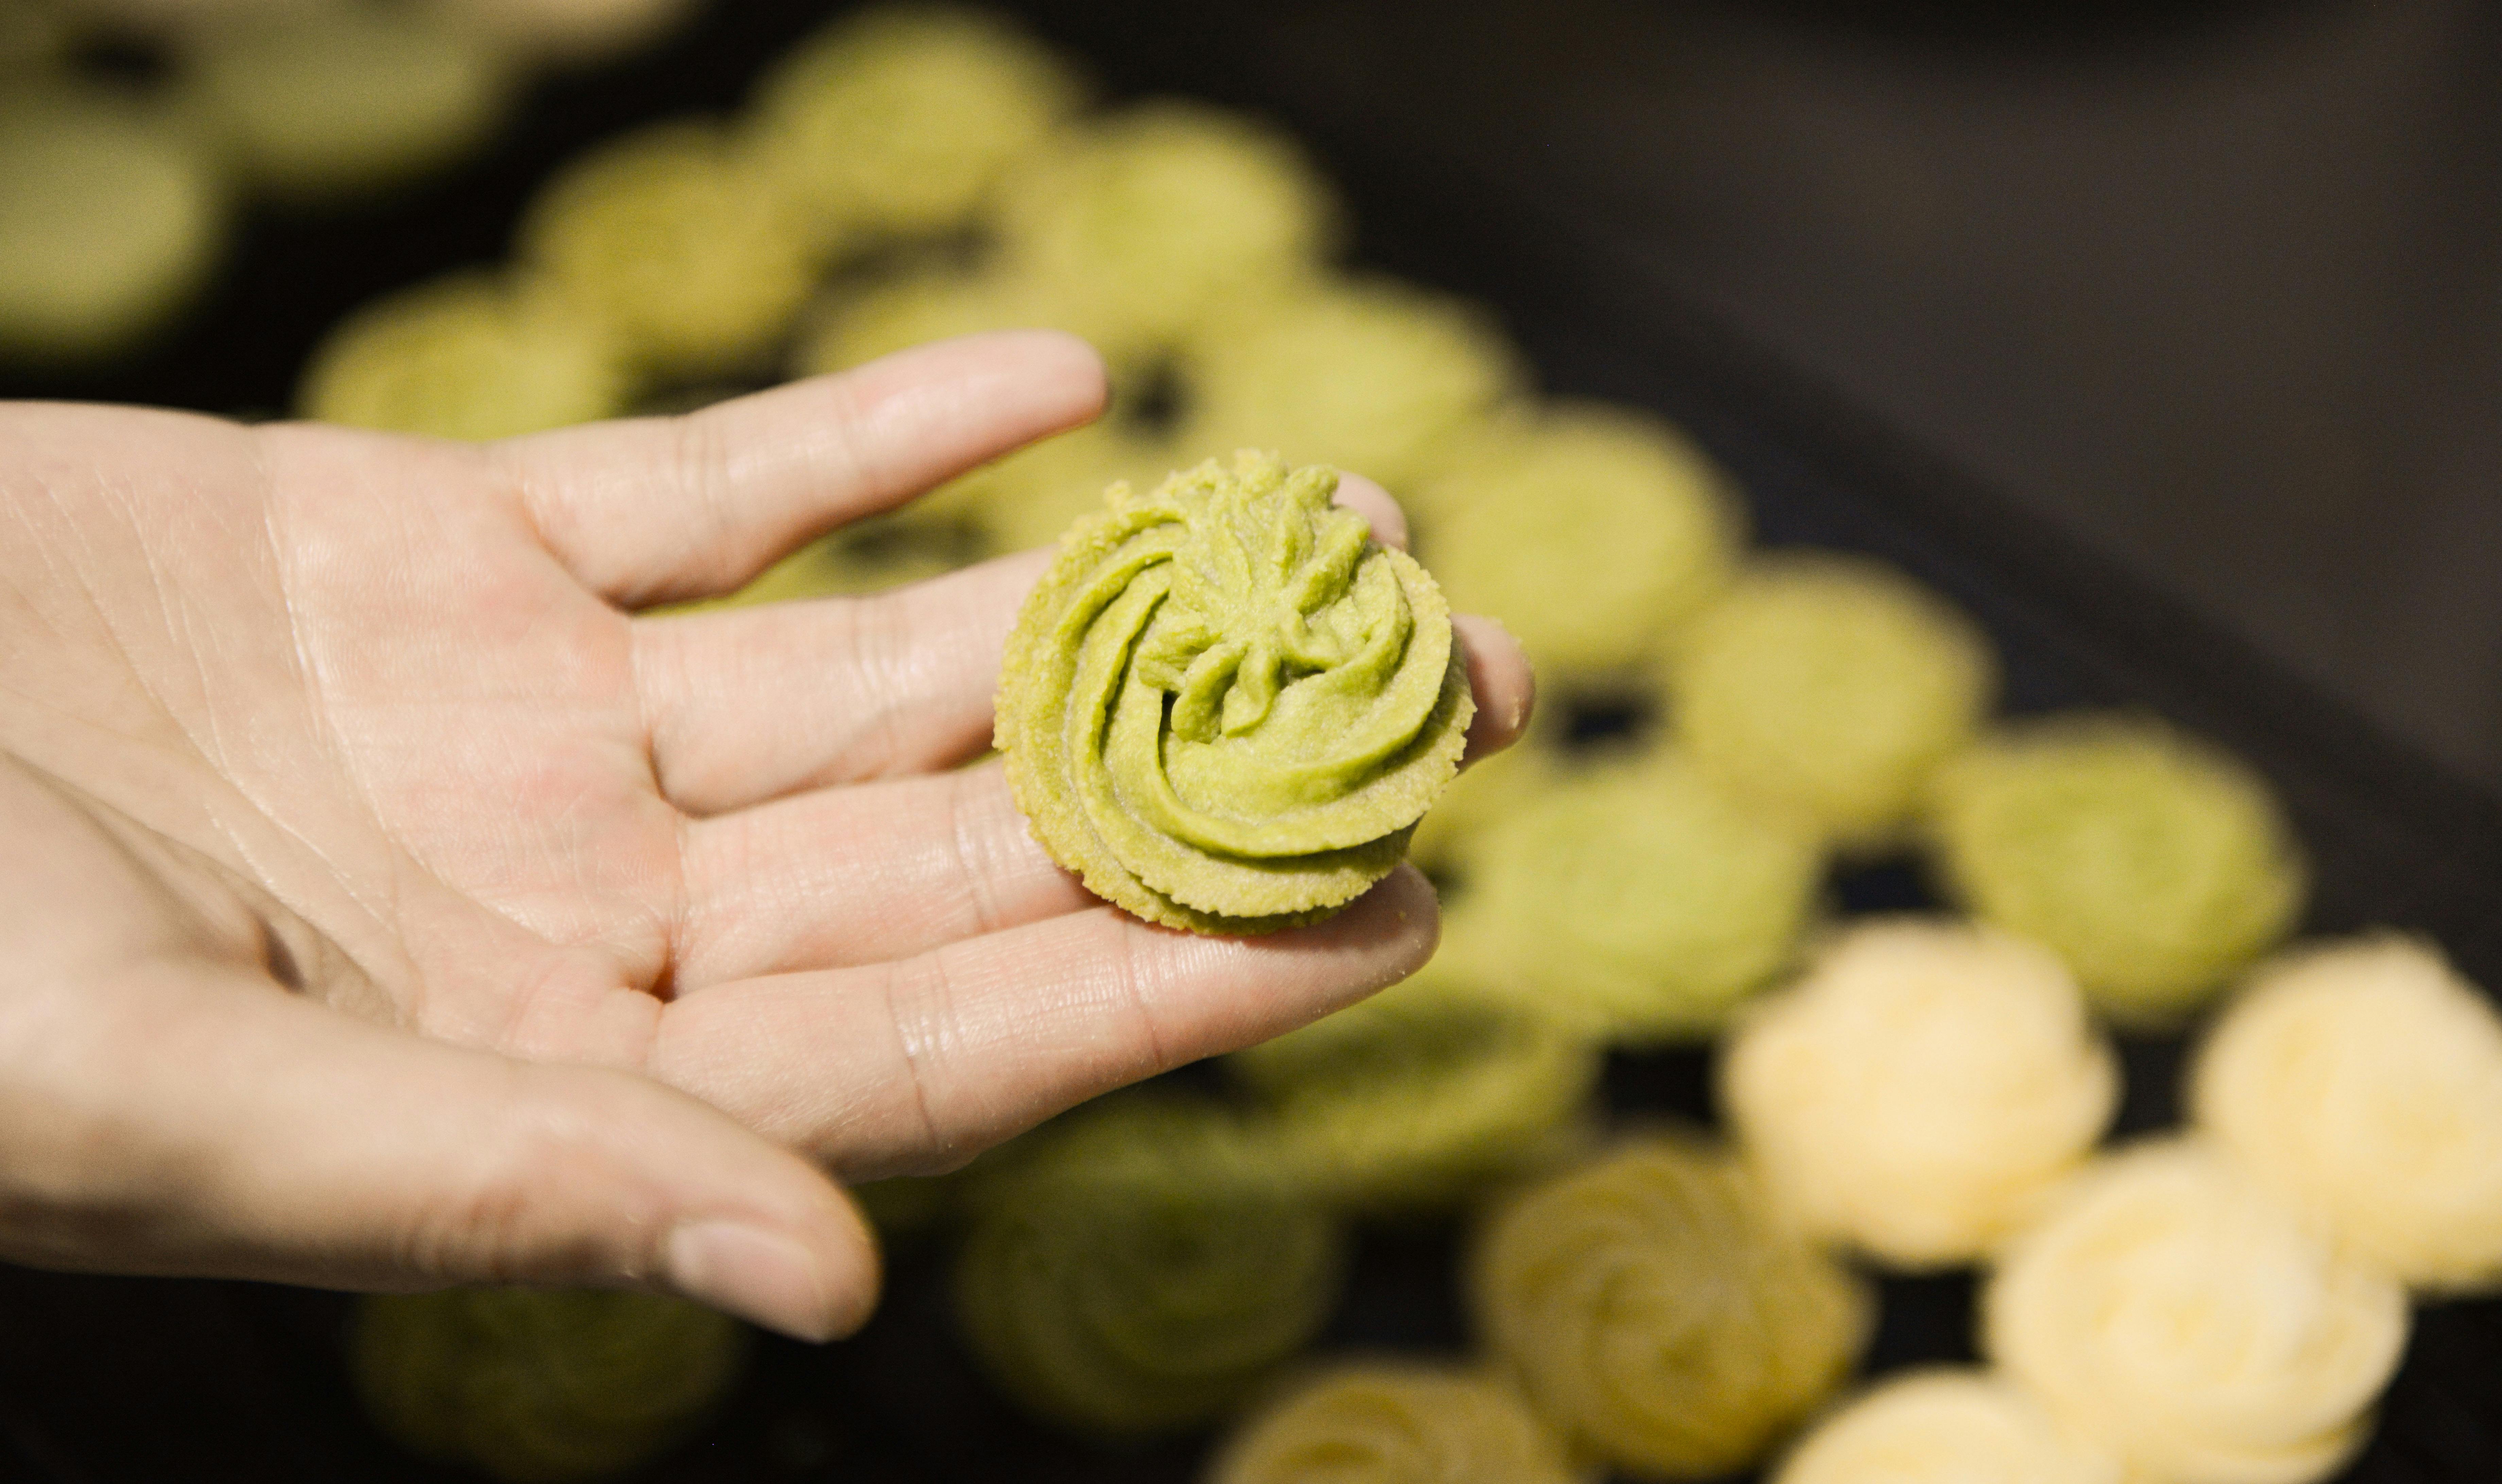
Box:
left=0, top=332, right=1529, bottom=1339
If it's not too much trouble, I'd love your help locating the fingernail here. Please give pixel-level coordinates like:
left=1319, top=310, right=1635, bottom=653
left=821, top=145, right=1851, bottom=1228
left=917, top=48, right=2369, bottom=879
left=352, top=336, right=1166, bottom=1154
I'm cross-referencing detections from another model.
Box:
left=665, top=1221, right=833, bottom=1342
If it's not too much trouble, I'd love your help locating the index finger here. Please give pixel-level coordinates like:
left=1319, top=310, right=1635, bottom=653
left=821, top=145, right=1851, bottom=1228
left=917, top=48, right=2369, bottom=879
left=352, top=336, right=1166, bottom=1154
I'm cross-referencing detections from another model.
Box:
left=495, top=330, right=1108, bottom=608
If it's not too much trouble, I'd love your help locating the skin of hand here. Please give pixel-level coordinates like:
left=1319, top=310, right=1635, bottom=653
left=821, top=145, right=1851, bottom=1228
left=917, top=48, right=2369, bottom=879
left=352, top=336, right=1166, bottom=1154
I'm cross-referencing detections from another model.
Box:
left=0, top=331, right=1533, bottom=1343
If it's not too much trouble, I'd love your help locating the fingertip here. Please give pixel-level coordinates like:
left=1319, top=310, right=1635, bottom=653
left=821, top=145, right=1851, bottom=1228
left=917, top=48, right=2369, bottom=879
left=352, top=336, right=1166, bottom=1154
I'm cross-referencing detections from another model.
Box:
left=1279, top=862, right=1443, bottom=1010
left=955, top=328, right=1111, bottom=424
left=657, top=1154, right=881, bottom=1343
left=1451, top=614, right=1536, bottom=763
left=1331, top=471, right=1409, bottom=551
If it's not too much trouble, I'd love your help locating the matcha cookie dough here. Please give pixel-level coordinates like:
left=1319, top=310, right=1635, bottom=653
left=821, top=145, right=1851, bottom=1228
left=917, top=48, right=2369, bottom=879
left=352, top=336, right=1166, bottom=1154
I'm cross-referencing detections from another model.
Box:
left=998, top=452, right=1473, bottom=933
left=998, top=100, right=1339, bottom=365
left=0, top=88, right=226, bottom=361
left=752, top=3, right=1081, bottom=254
left=2191, top=936, right=2502, bottom=1292
left=1210, top=1364, right=1580, bottom=1484
left=1404, top=721, right=1562, bottom=877
left=351, top=1287, right=750, bottom=1483
left=182, top=5, right=513, bottom=202
left=1182, top=278, right=1520, bottom=493
left=1927, top=715, right=2306, bottom=1025
left=518, top=119, right=815, bottom=380
left=296, top=273, right=627, bottom=441
left=1668, top=553, right=1994, bottom=846
left=1773, top=1370, right=2121, bottom=1484
left=1468, top=757, right=1822, bottom=1041
left=790, top=265, right=1060, bottom=380
left=952, top=1094, right=1344, bottom=1436
left=1471, top=1134, right=1871, bottom=1479
left=1418, top=402, right=1744, bottom=679
left=1229, top=970, right=1602, bottom=1213
left=1721, top=919, right=2119, bottom=1267
left=1984, top=1142, right=2407, bottom=1484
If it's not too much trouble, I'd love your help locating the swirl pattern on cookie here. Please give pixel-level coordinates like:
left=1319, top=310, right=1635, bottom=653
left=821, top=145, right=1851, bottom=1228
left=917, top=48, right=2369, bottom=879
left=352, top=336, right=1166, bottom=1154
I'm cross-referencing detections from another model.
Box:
left=1668, top=553, right=1994, bottom=846
left=1773, top=1370, right=2120, bottom=1484
left=998, top=101, right=1338, bottom=364
left=2192, top=936, right=2502, bottom=1292
left=1418, top=402, right=1744, bottom=678
left=952, top=1095, right=1344, bottom=1436
left=752, top=4, right=1080, bottom=252
left=1983, top=1142, right=2407, bottom=1484
left=998, top=451, right=1473, bottom=932
left=298, top=273, right=626, bottom=440
left=1231, top=972, right=1601, bottom=1212
left=1470, top=1134, right=1871, bottom=1477
left=352, top=1288, right=749, bottom=1482
left=1183, top=278, right=1520, bottom=492
left=519, top=119, right=814, bottom=378
left=1469, top=757, right=1822, bottom=1040
left=1928, top=716, right=2306, bottom=1024
left=1210, top=1364, right=1580, bottom=1484
left=1722, top=919, right=2119, bottom=1267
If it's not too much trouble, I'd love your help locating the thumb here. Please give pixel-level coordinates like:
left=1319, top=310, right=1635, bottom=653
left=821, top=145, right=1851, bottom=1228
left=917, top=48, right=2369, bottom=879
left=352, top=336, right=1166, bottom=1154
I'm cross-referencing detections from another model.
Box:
left=0, top=957, right=876, bottom=1342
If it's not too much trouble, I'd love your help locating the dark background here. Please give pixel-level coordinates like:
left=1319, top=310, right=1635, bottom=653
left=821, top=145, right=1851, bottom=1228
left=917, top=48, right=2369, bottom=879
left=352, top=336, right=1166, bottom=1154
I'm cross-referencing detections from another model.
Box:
left=4, top=2, right=2500, bottom=1479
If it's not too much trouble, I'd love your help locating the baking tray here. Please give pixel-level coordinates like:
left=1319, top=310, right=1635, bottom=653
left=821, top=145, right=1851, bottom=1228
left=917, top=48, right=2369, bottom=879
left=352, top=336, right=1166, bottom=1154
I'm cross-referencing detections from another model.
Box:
left=3, top=2, right=2498, bottom=1478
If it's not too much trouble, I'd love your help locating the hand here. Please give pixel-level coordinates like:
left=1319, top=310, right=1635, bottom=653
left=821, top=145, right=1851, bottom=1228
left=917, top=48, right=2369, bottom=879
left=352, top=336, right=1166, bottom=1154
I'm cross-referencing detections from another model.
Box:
left=0, top=332, right=1532, bottom=1341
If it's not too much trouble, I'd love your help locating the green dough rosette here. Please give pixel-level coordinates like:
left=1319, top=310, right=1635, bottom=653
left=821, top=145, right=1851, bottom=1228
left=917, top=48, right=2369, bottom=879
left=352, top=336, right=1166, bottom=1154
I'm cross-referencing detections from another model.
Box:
left=2190, top=936, right=2502, bottom=1293
left=750, top=3, right=1081, bottom=254
left=1210, top=1363, right=1582, bottom=1484
left=1228, top=970, right=1603, bottom=1213
left=790, top=265, right=1064, bottom=380
left=1407, top=709, right=1570, bottom=878
left=1927, top=714, right=2306, bottom=1024
left=296, top=273, right=628, bottom=441
left=181, top=6, right=513, bottom=202
left=1668, top=553, right=1995, bottom=847
left=518, top=119, right=816, bottom=380
left=351, top=1287, right=750, bottom=1483
left=960, top=1088, right=1291, bottom=1212
left=996, top=100, right=1340, bottom=365
left=1415, top=402, right=1744, bottom=678
left=1470, top=1134, right=1872, bottom=1479
left=0, top=87, right=226, bottom=362
left=952, top=1093, right=1344, bottom=1436
left=998, top=452, right=1474, bottom=933
left=1468, top=756, right=1822, bottom=1041
left=1182, top=278, right=1522, bottom=492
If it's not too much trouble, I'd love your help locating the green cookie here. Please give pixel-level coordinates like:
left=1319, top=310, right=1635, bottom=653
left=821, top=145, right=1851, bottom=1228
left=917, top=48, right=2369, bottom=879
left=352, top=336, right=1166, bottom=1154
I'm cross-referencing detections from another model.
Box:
left=1927, top=714, right=2306, bottom=1025
left=352, top=1287, right=749, bottom=1483
left=999, top=451, right=1473, bottom=933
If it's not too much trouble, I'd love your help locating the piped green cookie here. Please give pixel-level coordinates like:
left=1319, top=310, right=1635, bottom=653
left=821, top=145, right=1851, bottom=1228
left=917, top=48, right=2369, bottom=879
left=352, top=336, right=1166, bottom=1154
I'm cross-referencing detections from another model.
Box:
left=998, top=451, right=1473, bottom=933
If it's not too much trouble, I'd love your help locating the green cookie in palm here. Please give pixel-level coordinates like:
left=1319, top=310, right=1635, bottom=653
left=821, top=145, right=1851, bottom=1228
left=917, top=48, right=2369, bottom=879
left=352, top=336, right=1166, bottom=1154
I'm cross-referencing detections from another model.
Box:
left=998, top=451, right=1474, bottom=933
